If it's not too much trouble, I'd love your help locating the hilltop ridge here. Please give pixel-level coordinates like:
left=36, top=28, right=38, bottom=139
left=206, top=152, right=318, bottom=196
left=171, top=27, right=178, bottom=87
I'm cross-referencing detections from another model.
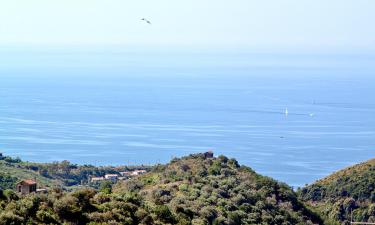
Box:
left=298, top=158, right=375, bottom=224
left=0, top=152, right=323, bottom=225
left=1, top=151, right=374, bottom=224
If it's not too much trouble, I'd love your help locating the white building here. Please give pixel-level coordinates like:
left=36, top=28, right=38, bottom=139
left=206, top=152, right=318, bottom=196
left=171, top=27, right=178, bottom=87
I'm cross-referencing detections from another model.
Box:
left=131, top=170, right=147, bottom=176
left=120, top=171, right=132, bottom=177
left=104, top=174, right=118, bottom=181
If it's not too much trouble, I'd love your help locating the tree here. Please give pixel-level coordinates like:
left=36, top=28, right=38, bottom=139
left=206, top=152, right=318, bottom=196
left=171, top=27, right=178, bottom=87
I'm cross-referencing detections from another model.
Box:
left=154, top=205, right=175, bottom=223
left=100, top=181, right=113, bottom=194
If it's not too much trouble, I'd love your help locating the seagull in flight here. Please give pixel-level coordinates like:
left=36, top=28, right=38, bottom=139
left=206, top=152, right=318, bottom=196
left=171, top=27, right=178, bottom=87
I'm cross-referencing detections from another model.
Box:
left=141, top=18, right=152, bottom=25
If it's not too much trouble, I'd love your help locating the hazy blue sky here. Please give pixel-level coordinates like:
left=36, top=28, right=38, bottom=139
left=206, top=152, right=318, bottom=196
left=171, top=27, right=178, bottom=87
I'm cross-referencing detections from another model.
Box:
left=0, top=0, right=375, bottom=51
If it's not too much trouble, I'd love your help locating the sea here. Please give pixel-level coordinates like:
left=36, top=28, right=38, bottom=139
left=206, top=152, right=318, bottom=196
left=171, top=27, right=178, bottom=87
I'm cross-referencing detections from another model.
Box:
left=0, top=48, right=374, bottom=187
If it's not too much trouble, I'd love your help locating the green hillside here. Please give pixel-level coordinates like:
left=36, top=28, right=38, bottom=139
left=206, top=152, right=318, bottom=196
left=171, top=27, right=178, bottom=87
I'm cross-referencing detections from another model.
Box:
left=298, top=158, right=375, bottom=224
left=0, top=156, right=62, bottom=189
left=0, top=154, right=149, bottom=190
left=0, top=152, right=323, bottom=225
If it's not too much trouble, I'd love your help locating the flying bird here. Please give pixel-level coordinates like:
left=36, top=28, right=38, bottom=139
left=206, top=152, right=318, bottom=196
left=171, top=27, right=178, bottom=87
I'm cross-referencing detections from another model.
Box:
left=141, top=18, right=152, bottom=25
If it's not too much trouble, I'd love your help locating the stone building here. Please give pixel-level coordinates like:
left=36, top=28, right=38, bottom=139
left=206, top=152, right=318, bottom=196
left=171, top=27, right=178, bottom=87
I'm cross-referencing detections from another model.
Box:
left=16, top=179, right=37, bottom=195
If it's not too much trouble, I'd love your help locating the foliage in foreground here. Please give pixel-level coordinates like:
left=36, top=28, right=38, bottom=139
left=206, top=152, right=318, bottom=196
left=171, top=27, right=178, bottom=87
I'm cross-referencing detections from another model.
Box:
left=0, top=152, right=323, bottom=225
left=298, top=158, right=375, bottom=225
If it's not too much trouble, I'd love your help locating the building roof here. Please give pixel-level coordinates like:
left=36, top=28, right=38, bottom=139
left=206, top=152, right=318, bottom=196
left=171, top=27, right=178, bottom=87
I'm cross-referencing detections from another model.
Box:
left=105, top=174, right=119, bottom=177
left=18, top=179, right=37, bottom=185
left=131, top=170, right=147, bottom=175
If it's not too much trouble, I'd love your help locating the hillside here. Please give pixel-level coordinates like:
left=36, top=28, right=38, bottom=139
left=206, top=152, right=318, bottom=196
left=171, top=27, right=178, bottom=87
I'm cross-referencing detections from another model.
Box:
left=0, top=152, right=323, bottom=225
left=0, top=153, right=149, bottom=190
left=0, top=156, right=62, bottom=189
left=298, top=158, right=375, bottom=224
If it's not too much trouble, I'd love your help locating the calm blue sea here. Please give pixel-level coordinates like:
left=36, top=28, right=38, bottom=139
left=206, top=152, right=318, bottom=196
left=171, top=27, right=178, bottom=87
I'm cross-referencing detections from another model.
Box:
left=0, top=49, right=374, bottom=186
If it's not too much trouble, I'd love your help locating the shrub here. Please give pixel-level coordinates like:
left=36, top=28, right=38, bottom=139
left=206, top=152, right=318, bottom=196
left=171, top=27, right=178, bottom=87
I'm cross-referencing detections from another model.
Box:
left=0, top=211, right=24, bottom=225
left=100, top=181, right=113, bottom=194
left=154, top=205, right=175, bottom=223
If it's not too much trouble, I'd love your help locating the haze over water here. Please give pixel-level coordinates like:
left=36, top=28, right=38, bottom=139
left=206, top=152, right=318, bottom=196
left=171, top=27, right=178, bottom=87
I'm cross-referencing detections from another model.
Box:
left=0, top=50, right=374, bottom=187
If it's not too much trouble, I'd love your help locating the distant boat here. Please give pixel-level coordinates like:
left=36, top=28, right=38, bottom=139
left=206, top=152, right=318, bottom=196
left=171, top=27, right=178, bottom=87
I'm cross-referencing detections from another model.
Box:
left=309, top=113, right=314, bottom=117
left=285, top=108, right=288, bottom=116
left=141, top=18, right=152, bottom=25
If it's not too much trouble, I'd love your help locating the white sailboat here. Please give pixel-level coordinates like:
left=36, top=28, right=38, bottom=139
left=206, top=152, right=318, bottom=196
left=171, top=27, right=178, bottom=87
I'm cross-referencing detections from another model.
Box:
left=285, top=108, right=288, bottom=116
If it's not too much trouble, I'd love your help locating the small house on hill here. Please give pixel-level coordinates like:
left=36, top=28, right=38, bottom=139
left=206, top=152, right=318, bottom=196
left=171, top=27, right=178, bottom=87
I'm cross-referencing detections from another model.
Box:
left=104, top=174, right=118, bottom=181
left=131, top=170, right=147, bottom=176
left=16, top=179, right=37, bottom=195
left=120, top=171, right=132, bottom=177
left=120, top=170, right=147, bottom=178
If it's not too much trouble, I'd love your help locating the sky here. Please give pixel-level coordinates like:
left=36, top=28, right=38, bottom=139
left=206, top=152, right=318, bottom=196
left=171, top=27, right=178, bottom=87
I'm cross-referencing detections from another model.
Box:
left=0, top=0, right=375, bottom=52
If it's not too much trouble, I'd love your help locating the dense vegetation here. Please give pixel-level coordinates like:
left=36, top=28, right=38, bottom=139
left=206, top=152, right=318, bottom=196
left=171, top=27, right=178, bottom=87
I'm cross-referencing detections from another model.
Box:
left=0, top=152, right=323, bottom=225
left=0, top=153, right=149, bottom=190
left=298, top=158, right=375, bottom=225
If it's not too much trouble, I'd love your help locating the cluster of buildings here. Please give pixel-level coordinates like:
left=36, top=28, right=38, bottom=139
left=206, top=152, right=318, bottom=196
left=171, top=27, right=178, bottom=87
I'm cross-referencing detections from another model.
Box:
left=15, top=169, right=147, bottom=195
left=90, top=169, right=147, bottom=183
